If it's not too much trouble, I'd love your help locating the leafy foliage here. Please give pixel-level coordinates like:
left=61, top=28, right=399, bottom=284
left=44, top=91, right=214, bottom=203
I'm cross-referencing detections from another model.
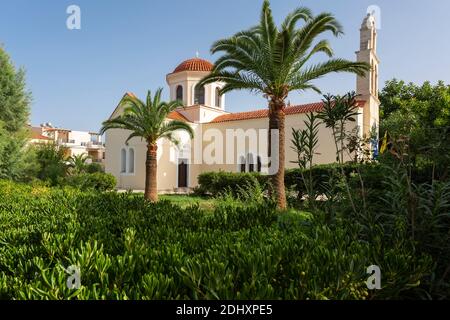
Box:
left=0, top=180, right=439, bottom=300
left=63, top=172, right=116, bottom=192
left=194, top=171, right=268, bottom=197
left=68, top=154, right=90, bottom=175
left=100, top=89, right=193, bottom=147
left=199, top=0, right=368, bottom=209
left=379, top=79, right=450, bottom=180
left=291, top=112, right=320, bottom=206
left=317, top=92, right=360, bottom=164
left=33, top=143, right=68, bottom=186
left=0, top=46, right=33, bottom=181
left=199, top=1, right=368, bottom=97
left=86, top=162, right=104, bottom=174
left=380, top=79, right=450, bottom=127
left=100, top=89, right=194, bottom=202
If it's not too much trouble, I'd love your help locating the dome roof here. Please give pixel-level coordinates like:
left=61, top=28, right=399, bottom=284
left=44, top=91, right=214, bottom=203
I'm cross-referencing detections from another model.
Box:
left=173, top=58, right=213, bottom=73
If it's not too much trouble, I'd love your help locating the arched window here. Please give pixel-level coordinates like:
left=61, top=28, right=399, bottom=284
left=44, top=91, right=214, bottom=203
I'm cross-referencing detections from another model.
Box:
left=128, top=148, right=135, bottom=174
left=120, top=148, right=127, bottom=173
left=176, top=85, right=183, bottom=102
left=239, top=156, right=246, bottom=173
left=215, top=87, right=221, bottom=108
left=194, top=84, right=205, bottom=105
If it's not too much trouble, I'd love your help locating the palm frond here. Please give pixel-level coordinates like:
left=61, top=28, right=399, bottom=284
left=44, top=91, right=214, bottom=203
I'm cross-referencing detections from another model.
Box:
left=201, top=1, right=370, bottom=106
left=100, top=88, right=194, bottom=145
left=159, top=120, right=194, bottom=139
left=281, top=7, right=312, bottom=33
left=291, top=59, right=369, bottom=88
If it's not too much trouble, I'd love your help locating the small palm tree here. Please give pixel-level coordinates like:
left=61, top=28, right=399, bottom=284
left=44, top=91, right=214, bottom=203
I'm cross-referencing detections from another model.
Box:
left=68, top=153, right=90, bottom=174
left=100, top=89, right=194, bottom=202
left=199, top=0, right=369, bottom=209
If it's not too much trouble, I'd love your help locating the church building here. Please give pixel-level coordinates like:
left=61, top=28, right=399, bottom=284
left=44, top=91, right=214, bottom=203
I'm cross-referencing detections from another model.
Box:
left=104, top=14, right=380, bottom=192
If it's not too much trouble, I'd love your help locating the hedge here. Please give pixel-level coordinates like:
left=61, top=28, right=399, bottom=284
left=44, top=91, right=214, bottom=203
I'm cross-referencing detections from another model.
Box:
left=63, top=172, right=116, bottom=191
left=0, top=180, right=433, bottom=300
left=196, top=163, right=443, bottom=200
left=194, top=171, right=268, bottom=197
left=195, top=164, right=373, bottom=198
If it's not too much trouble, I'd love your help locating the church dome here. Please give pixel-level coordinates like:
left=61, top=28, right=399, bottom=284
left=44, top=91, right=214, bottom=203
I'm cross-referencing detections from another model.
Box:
left=173, top=58, right=214, bottom=73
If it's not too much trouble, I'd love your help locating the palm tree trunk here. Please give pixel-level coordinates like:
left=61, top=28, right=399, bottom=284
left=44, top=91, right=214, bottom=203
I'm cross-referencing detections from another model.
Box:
left=269, top=99, right=287, bottom=210
left=145, top=143, right=158, bottom=202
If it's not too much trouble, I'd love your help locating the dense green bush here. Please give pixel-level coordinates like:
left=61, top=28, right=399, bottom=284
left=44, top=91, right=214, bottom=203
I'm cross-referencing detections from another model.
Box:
left=194, top=171, right=268, bottom=197
left=63, top=172, right=116, bottom=191
left=0, top=180, right=440, bottom=300
left=285, top=163, right=362, bottom=197
left=86, top=162, right=104, bottom=174
left=197, top=165, right=386, bottom=201
left=286, top=162, right=444, bottom=199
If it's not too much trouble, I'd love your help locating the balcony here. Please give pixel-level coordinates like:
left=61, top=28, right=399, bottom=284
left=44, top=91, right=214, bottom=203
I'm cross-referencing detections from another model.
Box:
left=81, top=141, right=104, bottom=149
left=57, top=139, right=76, bottom=145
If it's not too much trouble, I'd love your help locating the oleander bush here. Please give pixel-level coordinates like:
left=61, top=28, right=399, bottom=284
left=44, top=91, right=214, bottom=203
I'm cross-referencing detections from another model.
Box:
left=0, top=180, right=441, bottom=300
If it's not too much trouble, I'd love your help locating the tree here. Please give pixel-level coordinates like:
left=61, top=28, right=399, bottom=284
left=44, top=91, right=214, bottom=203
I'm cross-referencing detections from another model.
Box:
left=199, top=0, right=369, bottom=209
left=379, top=79, right=450, bottom=180
left=0, top=46, right=33, bottom=181
left=34, top=143, right=68, bottom=185
left=68, top=154, right=90, bottom=175
left=380, top=79, right=450, bottom=127
left=100, top=89, right=194, bottom=202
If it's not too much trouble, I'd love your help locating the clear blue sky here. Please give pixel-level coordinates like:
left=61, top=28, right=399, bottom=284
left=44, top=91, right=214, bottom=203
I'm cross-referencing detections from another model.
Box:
left=1, top=0, right=449, bottom=132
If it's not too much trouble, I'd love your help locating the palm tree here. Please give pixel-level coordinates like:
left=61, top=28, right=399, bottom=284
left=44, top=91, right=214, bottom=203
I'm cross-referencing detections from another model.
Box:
left=199, top=0, right=369, bottom=209
left=100, top=89, right=194, bottom=202
left=68, top=153, right=90, bottom=174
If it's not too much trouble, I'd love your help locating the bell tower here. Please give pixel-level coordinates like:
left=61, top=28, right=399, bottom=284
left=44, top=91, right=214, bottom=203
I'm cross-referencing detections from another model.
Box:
left=356, top=13, right=379, bottom=100
left=356, top=13, right=380, bottom=140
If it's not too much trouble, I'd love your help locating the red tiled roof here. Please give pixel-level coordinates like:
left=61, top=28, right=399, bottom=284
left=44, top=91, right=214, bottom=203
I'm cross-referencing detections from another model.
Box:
left=173, top=58, right=213, bottom=73
left=210, top=101, right=366, bottom=123
left=30, top=127, right=51, bottom=140
left=167, top=111, right=189, bottom=122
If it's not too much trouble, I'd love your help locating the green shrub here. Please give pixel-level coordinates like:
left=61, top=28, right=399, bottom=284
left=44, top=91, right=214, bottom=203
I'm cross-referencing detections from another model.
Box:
left=33, top=143, right=68, bottom=186
left=194, top=171, right=268, bottom=197
left=0, top=180, right=443, bottom=300
left=63, top=173, right=116, bottom=191
left=285, top=163, right=360, bottom=197
left=277, top=209, right=313, bottom=232
left=86, top=162, right=104, bottom=174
